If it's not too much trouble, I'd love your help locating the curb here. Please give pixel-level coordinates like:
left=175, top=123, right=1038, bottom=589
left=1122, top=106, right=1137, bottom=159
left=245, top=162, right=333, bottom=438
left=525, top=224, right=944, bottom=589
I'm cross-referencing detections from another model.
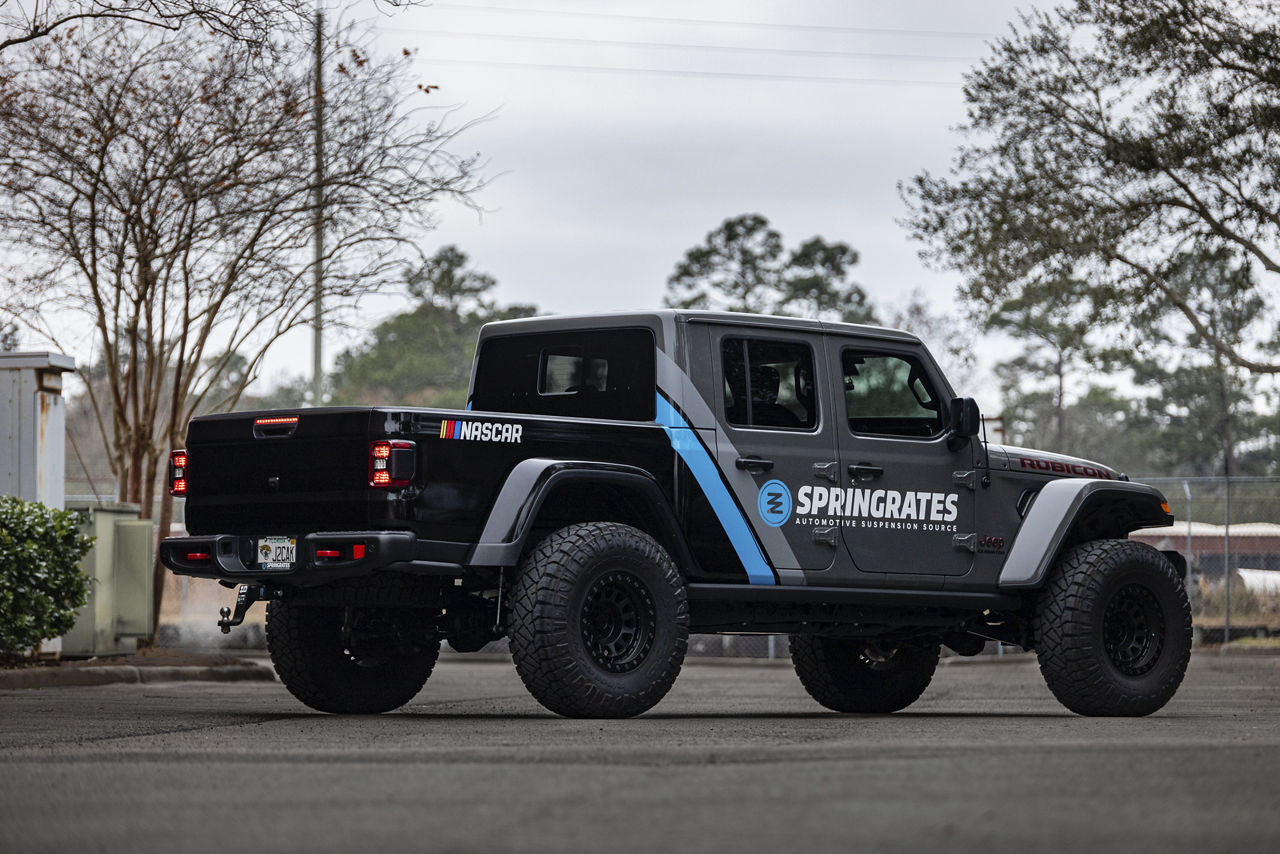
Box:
left=0, top=662, right=276, bottom=690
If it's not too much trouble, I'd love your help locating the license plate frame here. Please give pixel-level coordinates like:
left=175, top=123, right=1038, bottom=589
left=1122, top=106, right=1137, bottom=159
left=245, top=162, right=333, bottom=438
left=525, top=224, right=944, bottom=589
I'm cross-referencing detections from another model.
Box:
left=257, top=536, right=296, bottom=569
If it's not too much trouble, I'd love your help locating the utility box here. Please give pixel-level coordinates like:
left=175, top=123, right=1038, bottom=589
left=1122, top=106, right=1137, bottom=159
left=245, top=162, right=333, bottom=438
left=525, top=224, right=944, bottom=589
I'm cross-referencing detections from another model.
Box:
left=0, top=351, right=75, bottom=509
left=61, top=500, right=154, bottom=657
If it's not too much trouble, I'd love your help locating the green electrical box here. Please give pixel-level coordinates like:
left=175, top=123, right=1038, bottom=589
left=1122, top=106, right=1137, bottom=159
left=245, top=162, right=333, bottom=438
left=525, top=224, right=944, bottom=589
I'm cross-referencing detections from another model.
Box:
left=61, top=500, right=154, bottom=657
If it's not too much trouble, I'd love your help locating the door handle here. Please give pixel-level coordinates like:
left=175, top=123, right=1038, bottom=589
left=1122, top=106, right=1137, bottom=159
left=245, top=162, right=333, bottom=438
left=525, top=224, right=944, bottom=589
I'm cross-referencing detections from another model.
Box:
left=848, top=462, right=884, bottom=481
left=736, top=456, right=775, bottom=472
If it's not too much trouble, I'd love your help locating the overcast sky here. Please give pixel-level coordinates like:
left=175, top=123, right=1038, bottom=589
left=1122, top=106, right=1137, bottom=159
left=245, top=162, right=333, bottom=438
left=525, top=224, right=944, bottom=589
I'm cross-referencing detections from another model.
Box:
left=270, top=0, right=1048, bottom=406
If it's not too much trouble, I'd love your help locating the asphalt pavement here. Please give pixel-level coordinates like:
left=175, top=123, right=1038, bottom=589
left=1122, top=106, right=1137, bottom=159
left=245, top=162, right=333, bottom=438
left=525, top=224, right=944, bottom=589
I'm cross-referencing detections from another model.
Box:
left=2, top=653, right=1278, bottom=854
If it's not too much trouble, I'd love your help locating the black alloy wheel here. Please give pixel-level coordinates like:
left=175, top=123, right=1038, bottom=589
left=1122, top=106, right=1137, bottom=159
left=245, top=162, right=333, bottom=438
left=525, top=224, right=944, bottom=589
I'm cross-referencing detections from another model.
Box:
left=580, top=570, right=658, bottom=674
left=1103, top=583, right=1165, bottom=677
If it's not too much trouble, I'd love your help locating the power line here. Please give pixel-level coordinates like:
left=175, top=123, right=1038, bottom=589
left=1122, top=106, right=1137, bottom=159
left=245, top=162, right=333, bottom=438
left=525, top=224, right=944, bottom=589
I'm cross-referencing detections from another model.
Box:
left=430, top=2, right=999, bottom=40
left=420, top=56, right=957, bottom=87
left=406, top=28, right=981, bottom=63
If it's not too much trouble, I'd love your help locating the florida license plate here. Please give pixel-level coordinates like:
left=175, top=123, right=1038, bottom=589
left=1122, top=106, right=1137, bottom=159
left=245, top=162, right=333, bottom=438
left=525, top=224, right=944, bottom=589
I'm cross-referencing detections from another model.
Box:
left=258, top=536, right=296, bottom=569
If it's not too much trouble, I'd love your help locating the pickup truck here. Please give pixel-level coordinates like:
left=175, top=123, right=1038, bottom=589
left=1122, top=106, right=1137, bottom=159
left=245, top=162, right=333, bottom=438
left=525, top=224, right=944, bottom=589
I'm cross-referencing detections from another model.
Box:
left=161, top=311, right=1192, bottom=718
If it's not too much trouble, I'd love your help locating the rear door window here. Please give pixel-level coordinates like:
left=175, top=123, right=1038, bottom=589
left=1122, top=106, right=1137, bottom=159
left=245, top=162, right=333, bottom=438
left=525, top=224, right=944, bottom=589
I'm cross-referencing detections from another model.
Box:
left=721, top=337, right=817, bottom=430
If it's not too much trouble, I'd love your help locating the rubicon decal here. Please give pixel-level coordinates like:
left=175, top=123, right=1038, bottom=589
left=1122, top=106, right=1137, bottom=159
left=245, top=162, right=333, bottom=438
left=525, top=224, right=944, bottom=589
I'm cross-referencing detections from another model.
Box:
left=439, top=420, right=523, bottom=443
left=794, top=485, right=960, bottom=531
left=757, top=480, right=793, bottom=527
left=1018, top=456, right=1112, bottom=479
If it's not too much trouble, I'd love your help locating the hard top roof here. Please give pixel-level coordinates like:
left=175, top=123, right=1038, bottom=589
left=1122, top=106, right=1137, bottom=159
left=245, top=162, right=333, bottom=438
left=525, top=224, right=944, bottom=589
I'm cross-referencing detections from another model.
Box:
left=478, top=309, right=921, bottom=344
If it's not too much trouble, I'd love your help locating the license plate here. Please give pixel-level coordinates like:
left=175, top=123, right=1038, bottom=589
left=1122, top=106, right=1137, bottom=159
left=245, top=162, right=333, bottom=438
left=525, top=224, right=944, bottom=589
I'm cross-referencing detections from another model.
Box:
left=257, top=537, right=296, bottom=569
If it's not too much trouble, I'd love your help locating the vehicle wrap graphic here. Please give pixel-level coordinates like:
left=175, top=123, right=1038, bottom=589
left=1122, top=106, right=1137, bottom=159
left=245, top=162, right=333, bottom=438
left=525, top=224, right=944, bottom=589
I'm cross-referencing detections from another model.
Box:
left=654, top=392, right=776, bottom=585
left=795, top=486, right=959, bottom=524
left=654, top=347, right=800, bottom=573
left=757, top=480, right=793, bottom=527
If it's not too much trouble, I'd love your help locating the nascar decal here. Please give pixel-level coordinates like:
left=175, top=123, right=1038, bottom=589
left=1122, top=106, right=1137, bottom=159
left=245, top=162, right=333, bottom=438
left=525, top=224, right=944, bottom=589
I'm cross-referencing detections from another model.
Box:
left=438, top=419, right=523, bottom=443
left=759, top=483, right=961, bottom=532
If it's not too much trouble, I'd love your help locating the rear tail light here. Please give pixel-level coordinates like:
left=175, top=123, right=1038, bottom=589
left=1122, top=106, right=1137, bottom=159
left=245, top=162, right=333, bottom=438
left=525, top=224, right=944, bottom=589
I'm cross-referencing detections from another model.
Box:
left=168, top=450, right=188, bottom=496
left=369, top=440, right=416, bottom=488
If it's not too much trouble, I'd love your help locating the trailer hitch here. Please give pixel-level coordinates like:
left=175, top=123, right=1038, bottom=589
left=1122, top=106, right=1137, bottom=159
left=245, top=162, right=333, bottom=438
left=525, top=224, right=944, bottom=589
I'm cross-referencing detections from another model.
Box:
left=218, top=584, right=281, bottom=634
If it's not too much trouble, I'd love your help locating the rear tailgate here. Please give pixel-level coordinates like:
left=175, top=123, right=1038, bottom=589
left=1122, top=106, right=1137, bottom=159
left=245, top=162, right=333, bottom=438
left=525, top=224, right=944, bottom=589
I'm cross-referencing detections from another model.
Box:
left=182, top=408, right=387, bottom=535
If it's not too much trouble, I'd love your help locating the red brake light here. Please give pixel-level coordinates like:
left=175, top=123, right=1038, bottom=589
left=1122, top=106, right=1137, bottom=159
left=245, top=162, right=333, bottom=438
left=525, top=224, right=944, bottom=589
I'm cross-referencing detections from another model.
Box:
left=369, top=440, right=416, bottom=488
left=316, top=549, right=341, bottom=558
left=169, top=450, right=188, bottom=496
left=254, top=416, right=299, bottom=427
left=186, top=552, right=210, bottom=561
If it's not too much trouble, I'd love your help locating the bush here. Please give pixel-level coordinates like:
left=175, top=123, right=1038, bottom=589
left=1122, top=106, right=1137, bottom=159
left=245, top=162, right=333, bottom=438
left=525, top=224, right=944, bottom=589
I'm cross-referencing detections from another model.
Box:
left=0, top=497, right=93, bottom=654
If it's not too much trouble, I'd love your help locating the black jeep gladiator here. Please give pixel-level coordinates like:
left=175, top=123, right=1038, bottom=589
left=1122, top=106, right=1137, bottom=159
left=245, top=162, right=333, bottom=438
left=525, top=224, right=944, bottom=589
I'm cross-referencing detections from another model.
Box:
left=162, top=311, right=1192, bottom=718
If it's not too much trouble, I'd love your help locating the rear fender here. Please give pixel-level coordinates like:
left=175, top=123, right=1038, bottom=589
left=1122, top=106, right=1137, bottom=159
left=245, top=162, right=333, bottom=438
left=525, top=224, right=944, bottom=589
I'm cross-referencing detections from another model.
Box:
left=466, top=458, right=695, bottom=571
left=998, top=479, right=1173, bottom=589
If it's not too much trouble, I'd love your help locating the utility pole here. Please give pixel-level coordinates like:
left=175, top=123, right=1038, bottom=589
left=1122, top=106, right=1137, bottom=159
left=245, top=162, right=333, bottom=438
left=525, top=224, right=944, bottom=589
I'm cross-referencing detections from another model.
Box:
left=311, top=1, right=325, bottom=407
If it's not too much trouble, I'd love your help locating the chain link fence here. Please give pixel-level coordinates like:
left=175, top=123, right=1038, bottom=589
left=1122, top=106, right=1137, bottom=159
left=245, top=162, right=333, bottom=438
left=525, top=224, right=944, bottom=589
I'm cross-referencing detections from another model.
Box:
left=1132, top=476, right=1280, bottom=645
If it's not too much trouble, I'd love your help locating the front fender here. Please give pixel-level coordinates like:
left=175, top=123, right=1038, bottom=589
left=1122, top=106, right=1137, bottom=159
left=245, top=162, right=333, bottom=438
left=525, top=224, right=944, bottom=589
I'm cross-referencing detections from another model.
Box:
left=465, top=458, right=693, bottom=570
left=998, top=479, right=1173, bottom=590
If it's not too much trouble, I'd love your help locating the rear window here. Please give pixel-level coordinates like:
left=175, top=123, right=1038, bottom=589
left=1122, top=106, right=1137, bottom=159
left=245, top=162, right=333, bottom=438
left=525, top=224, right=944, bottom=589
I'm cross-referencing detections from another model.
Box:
left=471, top=328, right=656, bottom=420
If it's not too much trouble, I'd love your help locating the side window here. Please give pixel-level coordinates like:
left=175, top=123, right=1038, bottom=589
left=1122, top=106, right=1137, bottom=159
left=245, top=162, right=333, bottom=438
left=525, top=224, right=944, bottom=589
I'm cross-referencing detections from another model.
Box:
left=842, top=350, right=943, bottom=438
left=471, top=328, right=655, bottom=420
left=721, top=337, right=817, bottom=430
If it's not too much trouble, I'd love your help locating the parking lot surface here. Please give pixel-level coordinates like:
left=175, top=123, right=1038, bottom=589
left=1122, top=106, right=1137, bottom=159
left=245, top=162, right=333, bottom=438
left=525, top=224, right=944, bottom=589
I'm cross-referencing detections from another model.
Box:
left=2, top=653, right=1278, bottom=853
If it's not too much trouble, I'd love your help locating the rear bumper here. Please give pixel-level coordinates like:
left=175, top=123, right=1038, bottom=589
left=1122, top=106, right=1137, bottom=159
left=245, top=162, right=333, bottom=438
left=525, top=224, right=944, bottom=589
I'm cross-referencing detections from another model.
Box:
left=160, top=531, right=469, bottom=586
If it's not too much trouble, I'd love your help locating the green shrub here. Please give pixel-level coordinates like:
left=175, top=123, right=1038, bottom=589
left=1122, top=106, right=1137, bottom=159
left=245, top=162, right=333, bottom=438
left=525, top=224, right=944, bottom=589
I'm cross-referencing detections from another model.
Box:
left=0, top=497, right=94, bottom=654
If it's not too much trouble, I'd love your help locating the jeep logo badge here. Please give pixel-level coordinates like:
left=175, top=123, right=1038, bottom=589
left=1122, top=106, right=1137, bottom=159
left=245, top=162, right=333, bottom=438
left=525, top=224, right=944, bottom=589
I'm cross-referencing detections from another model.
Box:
left=757, top=479, right=793, bottom=527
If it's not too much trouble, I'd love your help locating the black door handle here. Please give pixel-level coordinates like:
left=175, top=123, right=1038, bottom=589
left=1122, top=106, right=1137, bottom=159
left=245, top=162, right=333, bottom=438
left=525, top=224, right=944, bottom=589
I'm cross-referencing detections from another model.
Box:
left=736, top=456, right=775, bottom=472
left=848, top=463, right=884, bottom=481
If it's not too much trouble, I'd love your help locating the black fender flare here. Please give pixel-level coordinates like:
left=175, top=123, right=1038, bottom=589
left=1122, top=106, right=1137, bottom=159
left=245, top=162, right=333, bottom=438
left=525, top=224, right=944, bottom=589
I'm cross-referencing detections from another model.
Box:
left=998, top=479, right=1174, bottom=589
left=465, top=458, right=697, bottom=572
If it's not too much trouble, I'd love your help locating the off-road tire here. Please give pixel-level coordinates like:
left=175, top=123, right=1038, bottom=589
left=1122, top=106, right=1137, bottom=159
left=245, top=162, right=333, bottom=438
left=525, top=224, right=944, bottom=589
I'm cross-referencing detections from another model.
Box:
left=266, top=585, right=440, bottom=714
left=508, top=522, right=689, bottom=718
left=1034, top=539, right=1192, bottom=717
left=789, top=635, right=940, bottom=713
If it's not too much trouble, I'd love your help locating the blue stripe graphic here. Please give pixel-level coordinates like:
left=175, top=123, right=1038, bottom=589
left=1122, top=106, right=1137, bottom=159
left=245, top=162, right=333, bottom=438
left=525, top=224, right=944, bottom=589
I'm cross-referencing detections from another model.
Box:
left=654, top=393, right=775, bottom=585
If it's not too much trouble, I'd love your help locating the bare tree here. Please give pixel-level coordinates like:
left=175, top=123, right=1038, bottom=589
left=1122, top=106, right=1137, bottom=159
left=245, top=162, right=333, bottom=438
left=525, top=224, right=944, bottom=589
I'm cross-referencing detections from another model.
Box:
left=1, top=1, right=426, bottom=55
left=0, top=20, right=482, bottom=624
left=2, top=0, right=301, bottom=53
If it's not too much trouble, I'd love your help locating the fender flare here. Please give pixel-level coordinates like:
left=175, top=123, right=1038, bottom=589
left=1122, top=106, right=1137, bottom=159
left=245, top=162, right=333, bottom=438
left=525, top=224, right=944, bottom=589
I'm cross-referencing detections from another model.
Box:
left=466, top=458, right=697, bottom=571
left=998, top=479, right=1173, bottom=590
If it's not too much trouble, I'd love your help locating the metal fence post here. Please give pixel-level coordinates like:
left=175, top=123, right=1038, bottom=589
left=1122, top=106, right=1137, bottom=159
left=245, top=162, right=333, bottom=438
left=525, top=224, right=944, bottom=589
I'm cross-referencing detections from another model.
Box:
left=1223, top=476, right=1231, bottom=649
left=1183, top=480, right=1193, bottom=605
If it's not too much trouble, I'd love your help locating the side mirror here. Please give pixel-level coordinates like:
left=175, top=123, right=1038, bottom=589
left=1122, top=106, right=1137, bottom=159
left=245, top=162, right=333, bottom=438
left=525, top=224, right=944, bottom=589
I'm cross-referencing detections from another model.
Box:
left=947, top=397, right=981, bottom=450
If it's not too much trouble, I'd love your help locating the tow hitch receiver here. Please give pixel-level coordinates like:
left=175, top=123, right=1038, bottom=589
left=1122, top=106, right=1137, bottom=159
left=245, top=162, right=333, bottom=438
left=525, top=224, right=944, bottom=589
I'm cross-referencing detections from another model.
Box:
left=218, top=584, right=280, bottom=634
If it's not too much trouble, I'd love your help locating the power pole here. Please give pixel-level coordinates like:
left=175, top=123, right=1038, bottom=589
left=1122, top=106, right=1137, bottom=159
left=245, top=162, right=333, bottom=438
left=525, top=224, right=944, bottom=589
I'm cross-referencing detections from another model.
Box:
left=311, top=2, right=325, bottom=407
